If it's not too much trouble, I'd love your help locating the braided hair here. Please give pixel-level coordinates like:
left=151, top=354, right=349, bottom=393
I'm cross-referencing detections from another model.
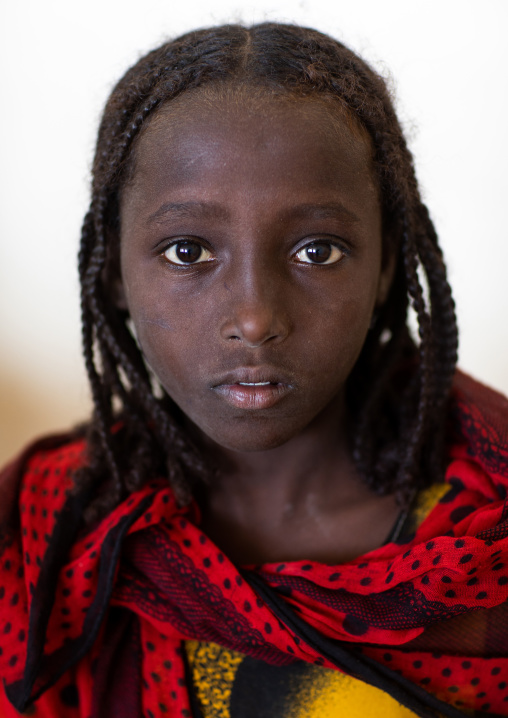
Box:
left=77, top=23, right=458, bottom=522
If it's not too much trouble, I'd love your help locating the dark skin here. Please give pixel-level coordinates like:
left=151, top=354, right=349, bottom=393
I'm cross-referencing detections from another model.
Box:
left=118, top=90, right=399, bottom=565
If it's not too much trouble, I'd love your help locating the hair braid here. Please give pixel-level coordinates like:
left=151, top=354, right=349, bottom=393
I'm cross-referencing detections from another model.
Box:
left=79, top=183, right=206, bottom=515
left=77, top=38, right=243, bottom=515
left=76, top=23, right=459, bottom=521
left=268, top=24, right=456, bottom=500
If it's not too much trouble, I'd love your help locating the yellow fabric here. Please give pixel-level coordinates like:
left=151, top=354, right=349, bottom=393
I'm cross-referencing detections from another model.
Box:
left=406, top=482, right=450, bottom=535
left=185, top=485, right=451, bottom=717
left=288, top=666, right=418, bottom=718
left=186, top=641, right=243, bottom=718
left=186, top=641, right=418, bottom=717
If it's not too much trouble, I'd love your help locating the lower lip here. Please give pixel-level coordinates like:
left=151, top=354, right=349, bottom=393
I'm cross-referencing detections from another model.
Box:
left=213, top=383, right=291, bottom=410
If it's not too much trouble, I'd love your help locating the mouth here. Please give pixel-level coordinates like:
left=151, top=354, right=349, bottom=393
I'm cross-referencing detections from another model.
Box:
left=237, top=381, right=271, bottom=386
left=211, top=369, right=293, bottom=410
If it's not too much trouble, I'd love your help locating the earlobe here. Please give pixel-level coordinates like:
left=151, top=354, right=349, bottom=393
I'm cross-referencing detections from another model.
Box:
left=376, top=236, right=398, bottom=307
left=110, top=277, right=129, bottom=311
left=102, top=230, right=129, bottom=311
left=375, top=243, right=398, bottom=308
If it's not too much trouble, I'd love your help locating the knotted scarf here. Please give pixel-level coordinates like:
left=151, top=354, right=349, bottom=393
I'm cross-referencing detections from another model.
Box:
left=1, top=372, right=508, bottom=717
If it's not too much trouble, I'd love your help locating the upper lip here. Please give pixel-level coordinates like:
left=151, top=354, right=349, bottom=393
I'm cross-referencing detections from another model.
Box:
left=211, top=367, right=293, bottom=388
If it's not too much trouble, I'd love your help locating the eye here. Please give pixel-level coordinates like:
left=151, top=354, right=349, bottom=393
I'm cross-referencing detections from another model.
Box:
left=294, top=242, right=345, bottom=265
left=163, top=240, right=213, bottom=265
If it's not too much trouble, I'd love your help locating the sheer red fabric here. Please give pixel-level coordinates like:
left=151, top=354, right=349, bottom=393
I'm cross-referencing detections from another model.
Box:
left=1, top=372, right=508, bottom=717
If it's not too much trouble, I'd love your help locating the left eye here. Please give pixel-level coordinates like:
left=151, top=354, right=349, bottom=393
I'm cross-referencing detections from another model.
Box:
left=294, top=242, right=344, bottom=265
left=163, top=240, right=213, bottom=265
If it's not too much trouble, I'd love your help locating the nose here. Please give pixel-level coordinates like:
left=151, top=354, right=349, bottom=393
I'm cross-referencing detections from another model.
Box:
left=219, top=271, right=290, bottom=348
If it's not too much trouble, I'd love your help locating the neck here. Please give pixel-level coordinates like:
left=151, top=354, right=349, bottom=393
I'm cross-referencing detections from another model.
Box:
left=195, top=394, right=359, bottom=504
left=187, top=395, right=399, bottom=565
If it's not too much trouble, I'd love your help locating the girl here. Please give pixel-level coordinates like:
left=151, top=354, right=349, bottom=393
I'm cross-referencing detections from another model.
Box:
left=1, top=22, right=508, bottom=718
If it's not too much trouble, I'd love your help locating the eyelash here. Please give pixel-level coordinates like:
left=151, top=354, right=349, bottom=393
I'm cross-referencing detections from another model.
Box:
left=160, top=238, right=347, bottom=267
left=162, top=240, right=213, bottom=266
left=293, top=242, right=346, bottom=265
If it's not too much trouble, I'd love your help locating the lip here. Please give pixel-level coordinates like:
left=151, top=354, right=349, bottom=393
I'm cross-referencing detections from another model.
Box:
left=212, top=367, right=293, bottom=410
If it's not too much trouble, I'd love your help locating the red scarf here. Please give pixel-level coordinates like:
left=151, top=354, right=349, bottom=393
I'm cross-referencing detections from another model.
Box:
left=1, top=372, right=508, bottom=717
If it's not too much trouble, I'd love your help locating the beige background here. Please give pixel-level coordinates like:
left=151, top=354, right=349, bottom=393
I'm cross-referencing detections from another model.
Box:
left=1, top=0, right=507, bottom=467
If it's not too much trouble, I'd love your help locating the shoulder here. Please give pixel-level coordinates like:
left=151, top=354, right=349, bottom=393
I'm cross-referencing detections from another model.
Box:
left=452, top=370, right=508, bottom=427
left=0, top=434, right=87, bottom=530
left=450, top=370, right=508, bottom=479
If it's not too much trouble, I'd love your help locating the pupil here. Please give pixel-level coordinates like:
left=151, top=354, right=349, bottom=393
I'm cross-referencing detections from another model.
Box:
left=306, top=243, right=331, bottom=263
left=176, top=242, right=201, bottom=263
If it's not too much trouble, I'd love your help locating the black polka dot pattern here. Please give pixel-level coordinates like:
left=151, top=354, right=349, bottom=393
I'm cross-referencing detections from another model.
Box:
left=2, top=430, right=508, bottom=716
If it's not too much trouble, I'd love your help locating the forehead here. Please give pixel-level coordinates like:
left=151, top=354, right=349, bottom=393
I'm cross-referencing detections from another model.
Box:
left=119, top=88, right=380, bottom=228
left=126, top=87, right=375, bottom=181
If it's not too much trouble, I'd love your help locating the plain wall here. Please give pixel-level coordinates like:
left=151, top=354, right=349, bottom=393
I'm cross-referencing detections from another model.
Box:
left=1, top=0, right=507, bottom=465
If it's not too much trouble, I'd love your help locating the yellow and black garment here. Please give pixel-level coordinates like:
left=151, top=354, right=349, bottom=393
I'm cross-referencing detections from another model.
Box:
left=185, top=483, right=450, bottom=718
left=186, top=639, right=418, bottom=717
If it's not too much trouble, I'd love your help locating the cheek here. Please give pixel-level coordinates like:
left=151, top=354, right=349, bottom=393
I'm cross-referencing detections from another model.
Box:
left=134, top=324, right=197, bottom=410
left=320, top=303, right=371, bottom=378
left=124, top=266, right=190, bottom=339
left=134, top=314, right=191, bottom=368
left=128, top=288, right=214, bottom=401
left=302, top=279, right=377, bottom=363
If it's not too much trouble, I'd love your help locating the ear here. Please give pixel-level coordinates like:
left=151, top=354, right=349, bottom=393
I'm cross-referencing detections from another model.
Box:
left=101, top=230, right=129, bottom=311
left=110, top=277, right=129, bottom=311
left=375, top=243, right=398, bottom=308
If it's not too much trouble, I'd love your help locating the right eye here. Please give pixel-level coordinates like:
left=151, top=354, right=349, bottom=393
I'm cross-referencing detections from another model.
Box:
left=163, top=240, right=213, bottom=265
left=294, top=241, right=345, bottom=265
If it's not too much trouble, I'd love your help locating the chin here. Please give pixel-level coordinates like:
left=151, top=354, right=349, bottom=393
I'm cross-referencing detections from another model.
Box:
left=225, top=437, right=293, bottom=453
left=201, top=420, right=302, bottom=454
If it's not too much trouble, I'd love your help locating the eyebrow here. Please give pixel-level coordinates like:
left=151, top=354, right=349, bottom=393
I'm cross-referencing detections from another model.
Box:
left=279, top=202, right=361, bottom=224
left=147, top=200, right=361, bottom=225
left=148, top=201, right=229, bottom=224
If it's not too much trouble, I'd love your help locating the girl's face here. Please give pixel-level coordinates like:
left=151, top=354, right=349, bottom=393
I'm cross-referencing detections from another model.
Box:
left=119, top=92, right=392, bottom=453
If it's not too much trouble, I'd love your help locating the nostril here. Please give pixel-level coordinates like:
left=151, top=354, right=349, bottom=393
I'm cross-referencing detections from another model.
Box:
left=220, top=302, right=290, bottom=347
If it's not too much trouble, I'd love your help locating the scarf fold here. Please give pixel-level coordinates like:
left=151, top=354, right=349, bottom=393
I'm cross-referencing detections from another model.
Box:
left=1, top=372, right=508, bottom=717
